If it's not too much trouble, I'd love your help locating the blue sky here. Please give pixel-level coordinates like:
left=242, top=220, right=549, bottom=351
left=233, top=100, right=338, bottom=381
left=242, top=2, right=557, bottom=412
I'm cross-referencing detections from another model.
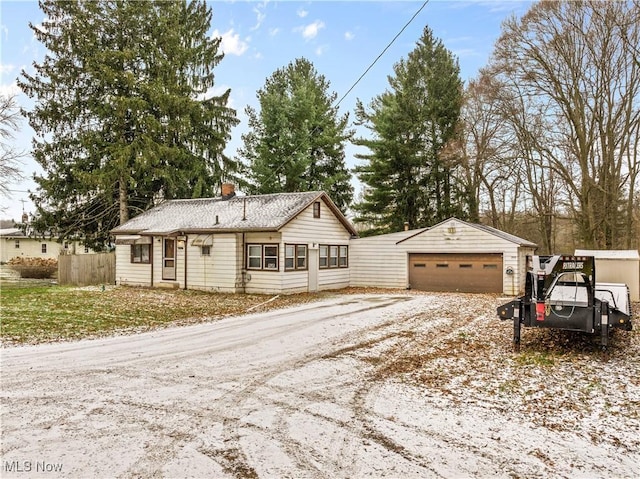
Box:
left=0, top=0, right=532, bottom=222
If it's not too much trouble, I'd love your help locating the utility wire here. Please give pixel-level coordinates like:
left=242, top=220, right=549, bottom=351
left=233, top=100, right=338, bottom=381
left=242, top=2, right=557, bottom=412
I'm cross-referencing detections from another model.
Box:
left=336, top=0, right=430, bottom=108
left=252, top=1, right=430, bottom=189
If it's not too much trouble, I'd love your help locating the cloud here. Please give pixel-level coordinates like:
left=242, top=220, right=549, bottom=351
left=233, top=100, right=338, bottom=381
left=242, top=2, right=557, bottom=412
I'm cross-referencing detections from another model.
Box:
left=269, top=27, right=280, bottom=37
left=344, top=31, right=355, bottom=41
left=1, top=64, right=16, bottom=75
left=315, top=45, right=328, bottom=56
left=297, top=8, right=308, bottom=18
left=0, top=81, right=21, bottom=97
left=212, top=29, right=249, bottom=56
left=295, top=20, right=325, bottom=41
left=1, top=24, right=8, bottom=41
left=252, top=1, right=267, bottom=31
left=200, top=85, right=234, bottom=107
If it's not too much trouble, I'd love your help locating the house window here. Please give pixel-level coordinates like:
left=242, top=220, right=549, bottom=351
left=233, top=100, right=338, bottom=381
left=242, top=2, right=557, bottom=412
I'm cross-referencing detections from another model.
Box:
left=201, top=245, right=211, bottom=256
left=319, top=245, right=328, bottom=268
left=15, top=240, right=19, bottom=249
left=313, top=201, right=321, bottom=218
left=329, top=245, right=338, bottom=267
left=41, top=244, right=47, bottom=254
left=247, top=244, right=279, bottom=270
left=84, top=245, right=89, bottom=253
left=320, top=244, right=349, bottom=269
left=131, top=244, right=151, bottom=264
left=285, top=244, right=307, bottom=271
left=339, top=245, right=348, bottom=267
left=64, top=242, right=69, bottom=250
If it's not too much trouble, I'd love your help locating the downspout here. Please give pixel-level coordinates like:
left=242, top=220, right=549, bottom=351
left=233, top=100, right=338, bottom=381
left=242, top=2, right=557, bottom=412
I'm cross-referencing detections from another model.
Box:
left=184, top=234, right=188, bottom=290
left=150, top=236, right=154, bottom=287
left=241, top=232, right=246, bottom=293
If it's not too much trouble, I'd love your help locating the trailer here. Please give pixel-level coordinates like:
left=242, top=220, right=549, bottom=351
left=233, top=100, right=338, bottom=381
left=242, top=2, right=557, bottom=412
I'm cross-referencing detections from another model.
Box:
left=497, top=255, right=633, bottom=351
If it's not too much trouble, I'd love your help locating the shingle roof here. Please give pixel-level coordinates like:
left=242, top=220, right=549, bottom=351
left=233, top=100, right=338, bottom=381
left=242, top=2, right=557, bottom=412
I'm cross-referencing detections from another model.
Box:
left=470, top=222, right=537, bottom=247
left=0, top=228, right=24, bottom=238
left=111, top=191, right=357, bottom=236
left=575, top=249, right=640, bottom=260
left=397, top=217, right=537, bottom=247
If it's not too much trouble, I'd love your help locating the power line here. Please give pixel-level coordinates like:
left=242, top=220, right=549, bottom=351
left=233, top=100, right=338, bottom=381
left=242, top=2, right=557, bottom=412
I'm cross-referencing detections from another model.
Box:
left=335, top=0, right=430, bottom=108
left=250, top=1, right=430, bottom=190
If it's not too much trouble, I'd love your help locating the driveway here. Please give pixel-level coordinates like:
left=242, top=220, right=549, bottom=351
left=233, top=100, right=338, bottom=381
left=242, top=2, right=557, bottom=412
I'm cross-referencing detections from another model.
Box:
left=1, top=293, right=638, bottom=478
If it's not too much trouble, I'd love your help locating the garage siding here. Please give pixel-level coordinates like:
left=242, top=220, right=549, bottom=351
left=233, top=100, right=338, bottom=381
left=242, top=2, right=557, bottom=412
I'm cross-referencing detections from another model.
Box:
left=350, top=219, right=535, bottom=295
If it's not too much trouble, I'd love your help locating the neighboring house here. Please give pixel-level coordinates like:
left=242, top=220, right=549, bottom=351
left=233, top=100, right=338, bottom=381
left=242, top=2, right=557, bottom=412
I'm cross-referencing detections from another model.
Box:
left=350, top=218, right=537, bottom=295
left=110, top=186, right=357, bottom=294
left=0, top=228, right=59, bottom=263
left=0, top=227, right=92, bottom=263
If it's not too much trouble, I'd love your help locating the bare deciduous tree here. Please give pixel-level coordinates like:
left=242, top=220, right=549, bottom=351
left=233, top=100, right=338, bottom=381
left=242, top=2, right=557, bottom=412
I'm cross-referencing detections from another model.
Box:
left=0, top=93, right=25, bottom=210
left=491, top=0, right=640, bottom=249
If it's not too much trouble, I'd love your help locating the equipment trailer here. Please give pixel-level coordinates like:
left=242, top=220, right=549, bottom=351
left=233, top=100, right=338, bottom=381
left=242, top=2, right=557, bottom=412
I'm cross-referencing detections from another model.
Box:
left=497, top=255, right=633, bottom=351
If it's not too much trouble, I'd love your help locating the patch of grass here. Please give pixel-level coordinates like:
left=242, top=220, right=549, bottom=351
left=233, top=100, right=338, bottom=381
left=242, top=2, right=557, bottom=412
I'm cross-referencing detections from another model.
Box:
left=0, top=282, right=326, bottom=345
left=514, top=350, right=556, bottom=367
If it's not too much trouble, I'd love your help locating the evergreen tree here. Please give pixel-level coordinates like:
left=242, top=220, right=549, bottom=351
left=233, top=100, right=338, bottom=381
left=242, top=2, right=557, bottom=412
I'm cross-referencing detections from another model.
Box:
left=19, top=0, right=238, bottom=249
left=353, top=26, right=465, bottom=233
left=238, top=58, right=353, bottom=211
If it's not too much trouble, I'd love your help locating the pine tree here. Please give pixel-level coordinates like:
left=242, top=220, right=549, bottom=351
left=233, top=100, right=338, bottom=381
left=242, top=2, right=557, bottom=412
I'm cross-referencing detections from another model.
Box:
left=353, top=26, right=465, bottom=233
left=19, top=0, right=238, bottom=249
left=238, top=58, right=353, bottom=211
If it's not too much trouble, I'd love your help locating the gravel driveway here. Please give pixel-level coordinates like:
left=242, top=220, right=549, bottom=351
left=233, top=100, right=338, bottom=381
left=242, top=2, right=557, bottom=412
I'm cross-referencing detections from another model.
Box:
left=1, top=293, right=638, bottom=478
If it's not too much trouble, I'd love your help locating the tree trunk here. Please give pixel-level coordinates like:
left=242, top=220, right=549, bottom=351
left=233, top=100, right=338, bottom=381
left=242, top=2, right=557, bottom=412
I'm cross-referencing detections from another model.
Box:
left=119, top=177, right=129, bottom=225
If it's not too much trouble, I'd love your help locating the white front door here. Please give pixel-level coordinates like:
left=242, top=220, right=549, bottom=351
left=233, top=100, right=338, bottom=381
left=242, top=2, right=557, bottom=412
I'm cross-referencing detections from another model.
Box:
left=308, top=248, right=318, bottom=292
left=163, top=238, right=176, bottom=280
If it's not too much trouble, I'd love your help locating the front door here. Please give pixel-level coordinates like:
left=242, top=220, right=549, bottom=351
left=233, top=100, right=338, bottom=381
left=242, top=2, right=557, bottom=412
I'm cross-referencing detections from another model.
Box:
left=163, top=238, right=176, bottom=280
left=308, top=248, right=318, bottom=292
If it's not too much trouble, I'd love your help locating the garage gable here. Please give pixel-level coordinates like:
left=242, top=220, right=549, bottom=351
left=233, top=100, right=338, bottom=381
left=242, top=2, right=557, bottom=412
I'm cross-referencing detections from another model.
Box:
left=397, top=218, right=536, bottom=251
left=349, top=218, right=537, bottom=294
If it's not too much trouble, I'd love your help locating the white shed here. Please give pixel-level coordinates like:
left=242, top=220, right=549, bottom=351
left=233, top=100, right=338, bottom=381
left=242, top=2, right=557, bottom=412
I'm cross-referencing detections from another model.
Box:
left=350, top=218, right=537, bottom=295
left=575, top=249, right=640, bottom=301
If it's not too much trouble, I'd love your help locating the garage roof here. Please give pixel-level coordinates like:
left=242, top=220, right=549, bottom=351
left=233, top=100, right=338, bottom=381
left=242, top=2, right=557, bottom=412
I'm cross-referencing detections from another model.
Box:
left=397, top=217, right=537, bottom=247
left=575, top=249, right=640, bottom=260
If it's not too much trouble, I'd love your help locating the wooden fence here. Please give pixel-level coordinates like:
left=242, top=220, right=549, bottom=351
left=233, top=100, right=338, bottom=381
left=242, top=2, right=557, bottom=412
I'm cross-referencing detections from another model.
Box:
left=58, top=252, right=116, bottom=286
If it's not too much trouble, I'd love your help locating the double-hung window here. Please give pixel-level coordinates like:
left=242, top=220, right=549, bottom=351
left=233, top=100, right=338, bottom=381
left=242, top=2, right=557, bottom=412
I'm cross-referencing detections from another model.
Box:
left=319, top=244, right=348, bottom=269
left=247, top=244, right=279, bottom=270
left=285, top=244, right=307, bottom=271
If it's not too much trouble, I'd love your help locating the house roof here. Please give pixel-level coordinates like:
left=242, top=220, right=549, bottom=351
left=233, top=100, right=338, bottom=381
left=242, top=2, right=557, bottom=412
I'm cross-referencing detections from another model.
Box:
left=575, top=249, right=640, bottom=260
left=111, top=191, right=358, bottom=236
left=0, top=228, right=25, bottom=238
left=397, top=217, right=537, bottom=247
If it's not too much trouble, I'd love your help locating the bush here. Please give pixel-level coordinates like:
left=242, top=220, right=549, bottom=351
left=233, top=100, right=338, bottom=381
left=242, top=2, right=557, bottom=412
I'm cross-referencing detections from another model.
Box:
left=8, top=257, right=58, bottom=279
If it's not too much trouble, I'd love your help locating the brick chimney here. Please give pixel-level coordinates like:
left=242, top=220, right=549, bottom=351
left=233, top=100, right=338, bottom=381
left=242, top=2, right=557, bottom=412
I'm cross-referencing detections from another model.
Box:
left=404, top=221, right=409, bottom=231
left=221, top=183, right=236, bottom=200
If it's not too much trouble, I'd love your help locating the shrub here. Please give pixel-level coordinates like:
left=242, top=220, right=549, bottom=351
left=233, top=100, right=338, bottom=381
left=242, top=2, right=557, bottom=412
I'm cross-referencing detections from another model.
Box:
left=8, top=257, right=58, bottom=279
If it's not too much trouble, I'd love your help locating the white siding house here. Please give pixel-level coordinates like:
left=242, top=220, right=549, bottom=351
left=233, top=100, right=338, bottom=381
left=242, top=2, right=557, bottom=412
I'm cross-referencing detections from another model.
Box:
left=111, top=188, right=357, bottom=294
left=0, top=228, right=92, bottom=263
left=350, top=218, right=537, bottom=295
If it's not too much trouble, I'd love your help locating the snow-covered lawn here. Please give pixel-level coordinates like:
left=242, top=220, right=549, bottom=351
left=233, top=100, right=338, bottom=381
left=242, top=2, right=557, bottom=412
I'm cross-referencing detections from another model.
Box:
left=1, top=292, right=638, bottom=478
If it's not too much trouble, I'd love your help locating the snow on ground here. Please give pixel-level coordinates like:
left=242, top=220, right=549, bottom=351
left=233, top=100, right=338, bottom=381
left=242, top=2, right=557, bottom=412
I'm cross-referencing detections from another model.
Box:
left=1, top=293, right=638, bottom=478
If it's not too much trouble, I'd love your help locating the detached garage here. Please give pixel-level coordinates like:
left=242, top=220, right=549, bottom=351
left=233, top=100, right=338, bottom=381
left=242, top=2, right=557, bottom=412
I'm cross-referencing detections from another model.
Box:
left=350, top=218, right=537, bottom=295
